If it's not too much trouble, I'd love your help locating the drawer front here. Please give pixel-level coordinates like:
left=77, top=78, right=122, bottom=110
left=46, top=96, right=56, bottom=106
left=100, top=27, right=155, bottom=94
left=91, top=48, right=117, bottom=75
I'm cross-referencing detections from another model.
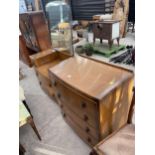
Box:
left=62, top=110, right=99, bottom=147
left=93, top=24, right=111, bottom=39
left=37, top=72, right=54, bottom=97
left=51, top=77, right=99, bottom=129
left=61, top=104, right=99, bottom=140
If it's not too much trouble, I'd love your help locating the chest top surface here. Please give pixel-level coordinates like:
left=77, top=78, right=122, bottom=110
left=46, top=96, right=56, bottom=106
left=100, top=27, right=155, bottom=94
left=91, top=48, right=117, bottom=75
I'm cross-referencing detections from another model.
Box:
left=49, top=56, right=133, bottom=100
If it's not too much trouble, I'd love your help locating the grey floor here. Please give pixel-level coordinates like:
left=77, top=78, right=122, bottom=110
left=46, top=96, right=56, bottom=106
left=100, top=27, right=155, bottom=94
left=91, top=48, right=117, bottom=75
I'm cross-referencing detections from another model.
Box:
left=20, top=31, right=135, bottom=155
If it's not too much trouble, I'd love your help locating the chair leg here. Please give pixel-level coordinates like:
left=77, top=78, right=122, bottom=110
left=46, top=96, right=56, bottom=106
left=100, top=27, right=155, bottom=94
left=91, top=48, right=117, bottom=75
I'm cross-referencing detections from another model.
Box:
left=23, top=100, right=33, bottom=118
left=89, top=149, right=98, bottom=155
left=19, top=143, right=26, bottom=155
left=27, top=117, right=41, bottom=140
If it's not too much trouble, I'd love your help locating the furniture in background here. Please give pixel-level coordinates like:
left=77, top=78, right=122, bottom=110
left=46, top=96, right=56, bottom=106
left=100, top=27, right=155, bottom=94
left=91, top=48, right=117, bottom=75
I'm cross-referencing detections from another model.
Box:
left=92, top=20, right=120, bottom=49
left=30, top=48, right=73, bottom=99
left=90, top=88, right=135, bottom=155
left=19, top=11, right=51, bottom=53
left=19, top=34, right=33, bottom=67
left=112, top=0, right=129, bottom=38
left=92, top=0, right=129, bottom=38
left=128, top=0, right=135, bottom=32
left=49, top=56, right=134, bottom=147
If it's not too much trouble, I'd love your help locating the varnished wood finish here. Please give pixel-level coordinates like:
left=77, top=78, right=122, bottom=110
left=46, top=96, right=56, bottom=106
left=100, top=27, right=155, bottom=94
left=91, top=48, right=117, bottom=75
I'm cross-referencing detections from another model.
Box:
left=49, top=57, right=133, bottom=101
left=19, top=11, right=51, bottom=52
left=62, top=111, right=99, bottom=147
left=91, top=87, right=135, bottom=155
left=19, top=35, right=34, bottom=67
left=31, top=49, right=71, bottom=99
left=49, top=56, right=134, bottom=147
left=27, top=116, right=41, bottom=140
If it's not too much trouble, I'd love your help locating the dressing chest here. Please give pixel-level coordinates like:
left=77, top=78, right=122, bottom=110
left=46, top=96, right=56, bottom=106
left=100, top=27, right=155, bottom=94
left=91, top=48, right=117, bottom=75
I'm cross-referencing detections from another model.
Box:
left=49, top=56, right=134, bottom=147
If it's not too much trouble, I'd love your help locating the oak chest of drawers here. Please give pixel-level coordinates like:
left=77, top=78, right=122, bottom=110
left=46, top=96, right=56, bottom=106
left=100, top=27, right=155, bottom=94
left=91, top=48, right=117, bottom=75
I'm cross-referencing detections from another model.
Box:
left=49, top=56, right=134, bottom=147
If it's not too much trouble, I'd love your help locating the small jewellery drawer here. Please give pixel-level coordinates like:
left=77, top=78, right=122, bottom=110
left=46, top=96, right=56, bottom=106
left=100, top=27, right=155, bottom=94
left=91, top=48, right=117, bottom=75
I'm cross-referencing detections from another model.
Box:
left=62, top=110, right=99, bottom=147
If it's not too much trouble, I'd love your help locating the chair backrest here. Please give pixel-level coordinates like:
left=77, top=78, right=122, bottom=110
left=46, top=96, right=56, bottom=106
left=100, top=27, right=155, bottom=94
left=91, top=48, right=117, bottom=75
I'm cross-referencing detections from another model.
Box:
left=128, top=87, right=135, bottom=123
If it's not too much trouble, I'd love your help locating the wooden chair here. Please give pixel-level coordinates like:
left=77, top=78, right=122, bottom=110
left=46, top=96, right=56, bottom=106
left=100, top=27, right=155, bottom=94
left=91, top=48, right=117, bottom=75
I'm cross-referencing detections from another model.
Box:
left=19, top=100, right=41, bottom=141
left=90, top=88, right=135, bottom=155
left=19, top=143, right=26, bottom=155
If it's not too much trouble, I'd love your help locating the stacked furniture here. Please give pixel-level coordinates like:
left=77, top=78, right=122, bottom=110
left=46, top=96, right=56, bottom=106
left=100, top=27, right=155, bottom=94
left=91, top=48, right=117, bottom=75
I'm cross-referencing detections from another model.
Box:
left=31, top=48, right=73, bottom=99
left=49, top=56, right=134, bottom=147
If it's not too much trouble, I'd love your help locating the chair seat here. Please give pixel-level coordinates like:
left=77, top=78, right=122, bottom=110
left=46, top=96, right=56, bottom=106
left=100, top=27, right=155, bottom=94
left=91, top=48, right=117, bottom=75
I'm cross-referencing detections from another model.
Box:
left=97, top=124, right=135, bottom=155
left=19, top=100, right=30, bottom=127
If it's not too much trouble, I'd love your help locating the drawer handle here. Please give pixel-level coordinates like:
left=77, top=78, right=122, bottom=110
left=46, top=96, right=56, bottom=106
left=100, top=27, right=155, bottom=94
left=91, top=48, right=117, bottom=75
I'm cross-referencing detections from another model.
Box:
left=83, top=115, right=88, bottom=121
left=36, top=72, right=38, bottom=76
left=63, top=113, right=66, bottom=118
left=57, top=93, right=61, bottom=98
left=52, top=80, right=57, bottom=86
left=85, top=127, right=90, bottom=133
left=87, top=137, right=91, bottom=143
left=39, top=81, right=42, bottom=85
left=81, top=102, right=87, bottom=108
left=49, top=83, right=52, bottom=87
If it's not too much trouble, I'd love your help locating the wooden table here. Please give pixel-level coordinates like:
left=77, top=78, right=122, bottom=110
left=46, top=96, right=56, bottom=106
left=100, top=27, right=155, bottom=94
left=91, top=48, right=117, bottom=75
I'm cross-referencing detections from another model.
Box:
left=49, top=56, right=134, bottom=147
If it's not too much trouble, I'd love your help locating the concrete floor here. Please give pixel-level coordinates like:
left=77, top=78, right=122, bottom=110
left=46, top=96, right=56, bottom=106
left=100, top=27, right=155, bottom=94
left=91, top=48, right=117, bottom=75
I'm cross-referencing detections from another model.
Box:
left=20, top=32, right=135, bottom=155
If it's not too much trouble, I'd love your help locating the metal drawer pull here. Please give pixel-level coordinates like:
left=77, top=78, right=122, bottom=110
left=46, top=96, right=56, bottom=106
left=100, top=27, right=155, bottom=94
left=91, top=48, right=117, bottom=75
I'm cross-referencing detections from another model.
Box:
left=81, top=102, right=87, bottom=108
left=83, top=115, right=88, bottom=121
left=57, top=93, right=61, bottom=98
left=87, top=137, right=91, bottom=143
left=60, top=104, right=63, bottom=108
left=52, top=80, right=57, bottom=86
left=63, top=113, right=66, bottom=118
left=39, top=81, right=42, bottom=85
left=85, top=127, right=90, bottom=133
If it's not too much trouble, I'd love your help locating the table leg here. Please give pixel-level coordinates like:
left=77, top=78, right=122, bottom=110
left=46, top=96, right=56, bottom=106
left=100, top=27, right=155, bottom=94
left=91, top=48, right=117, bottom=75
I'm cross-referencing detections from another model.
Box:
left=100, top=38, right=103, bottom=44
left=93, top=36, right=95, bottom=44
left=27, top=117, right=41, bottom=140
left=132, top=22, right=135, bottom=32
left=116, top=38, right=120, bottom=46
left=108, top=40, right=113, bottom=49
left=23, top=100, right=33, bottom=118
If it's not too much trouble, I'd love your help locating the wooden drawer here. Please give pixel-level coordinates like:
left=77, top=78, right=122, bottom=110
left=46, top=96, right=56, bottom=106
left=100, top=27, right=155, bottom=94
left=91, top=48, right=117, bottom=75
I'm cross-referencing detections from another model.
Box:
left=37, top=72, right=54, bottom=97
left=61, top=103, right=99, bottom=140
left=51, top=77, right=99, bottom=129
left=37, top=72, right=50, bottom=86
left=62, top=110, right=99, bottom=147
